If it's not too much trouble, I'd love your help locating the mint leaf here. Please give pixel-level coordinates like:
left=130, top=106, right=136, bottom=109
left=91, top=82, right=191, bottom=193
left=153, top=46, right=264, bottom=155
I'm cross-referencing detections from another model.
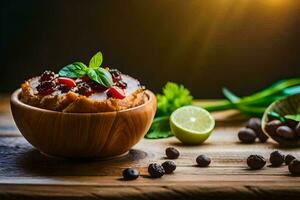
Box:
left=89, top=51, right=103, bottom=69
left=285, top=114, right=300, bottom=122
left=59, top=62, right=87, bottom=78
left=96, top=68, right=113, bottom=87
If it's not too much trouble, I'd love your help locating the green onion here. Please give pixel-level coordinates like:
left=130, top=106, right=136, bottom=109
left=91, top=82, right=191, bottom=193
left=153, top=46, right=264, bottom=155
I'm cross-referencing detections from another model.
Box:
left=197, top=78, right=300, bottom=117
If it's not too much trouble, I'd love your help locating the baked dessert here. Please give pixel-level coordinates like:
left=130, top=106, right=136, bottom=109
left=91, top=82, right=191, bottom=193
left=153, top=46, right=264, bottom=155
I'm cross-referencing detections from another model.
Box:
left=20, top=51, right=146, bottom=112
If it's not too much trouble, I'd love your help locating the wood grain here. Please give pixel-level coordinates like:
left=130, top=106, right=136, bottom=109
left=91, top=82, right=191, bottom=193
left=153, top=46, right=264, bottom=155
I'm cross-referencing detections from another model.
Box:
left=10, top=90, right=157, bottom=158
left=1, top=96, right=300, bottom=199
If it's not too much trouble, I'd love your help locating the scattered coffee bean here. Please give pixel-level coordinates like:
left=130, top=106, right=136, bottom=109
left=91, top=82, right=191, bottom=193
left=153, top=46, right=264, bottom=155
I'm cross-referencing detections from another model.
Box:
left=270, top=151, right=285, bottom=167
left=246, top=118, right=261, bottom=131
left=122, top=168, right=140, bottom=180
left=162, top=161, right=176, bottom=174
left=265, top=120, right=282, bottom=135
left=165, top=147, right=180, bottom=159
left=285, top=154, right=296, bottom=165
left=289, top=159, right=300, bottom=175
left=238, top=128, right=256, bottom=143
left=196, top=155, right=211, bottom=167
left=276, top=126, right=295, bottom=139
left=285, top=118, right=299, bottom=129
left=295, top=123, right=300, bottom=136
left=247, top=155, right=266, bottom=170
left=148, top=163, right=165, bottom=178
left=246, top=118, right=268, bottom=142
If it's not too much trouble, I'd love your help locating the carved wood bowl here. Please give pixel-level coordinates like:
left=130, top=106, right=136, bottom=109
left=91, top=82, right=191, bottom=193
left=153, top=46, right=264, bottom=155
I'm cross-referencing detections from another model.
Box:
left=10, top=89, right=156, bottom=158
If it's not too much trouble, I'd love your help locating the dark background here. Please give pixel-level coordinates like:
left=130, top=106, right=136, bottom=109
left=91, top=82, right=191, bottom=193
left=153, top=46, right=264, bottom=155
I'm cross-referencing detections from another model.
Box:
left=1, top=0, right=300, bottom=98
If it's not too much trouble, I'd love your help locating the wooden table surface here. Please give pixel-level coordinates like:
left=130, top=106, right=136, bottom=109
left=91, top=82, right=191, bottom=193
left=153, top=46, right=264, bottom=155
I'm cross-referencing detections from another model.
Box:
left=0, top=95, right=300, bottom=199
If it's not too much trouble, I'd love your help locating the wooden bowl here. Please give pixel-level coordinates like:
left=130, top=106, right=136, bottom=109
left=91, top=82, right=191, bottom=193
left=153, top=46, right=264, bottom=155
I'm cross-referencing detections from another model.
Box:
left=262, top=93, right=300, bottom=147
left=10, top=89, right=156, bottom=158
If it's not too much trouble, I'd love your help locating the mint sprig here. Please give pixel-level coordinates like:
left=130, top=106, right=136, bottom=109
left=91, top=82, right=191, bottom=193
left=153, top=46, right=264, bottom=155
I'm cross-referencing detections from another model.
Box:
left=58, top=51, right=113, bottom=87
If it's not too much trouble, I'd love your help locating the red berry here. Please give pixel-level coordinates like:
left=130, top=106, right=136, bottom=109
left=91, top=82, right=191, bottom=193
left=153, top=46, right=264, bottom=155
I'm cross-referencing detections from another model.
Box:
left=40, top=70, right=55, bottom=82
left=81, top=75, right=90, bottom=82
left=116, top=80, right=127, bottom=89
left=37, top=81, right=55, bottom=95
left=57, top=77, right=76, bottom=88
left=107, top=86, right=125, bottom=99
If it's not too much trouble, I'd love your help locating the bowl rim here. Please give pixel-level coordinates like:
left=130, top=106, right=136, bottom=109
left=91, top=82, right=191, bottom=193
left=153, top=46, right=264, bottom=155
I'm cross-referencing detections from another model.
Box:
left=11, top=88, right=155, bottom=115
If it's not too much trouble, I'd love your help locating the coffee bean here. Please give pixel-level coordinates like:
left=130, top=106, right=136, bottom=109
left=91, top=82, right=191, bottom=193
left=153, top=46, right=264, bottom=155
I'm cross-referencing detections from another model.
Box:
left=162, top=161, right=176, bottom=174
left=285, top=118, right=299, bottom=129
left=265, top=120, right=282, bottom=135
left=148, top=163, right=165, bottom=178
left=165, top=147, right=180, bottom=159
left=246, top=118, right=261, bottom=131
left=196, top=155, right=211, bottom=167
left=270, top=151, right=285, bottom=167
left=246, top=118, right=268, bottom=142
left=247, top=155, right=266, bottom=170
left=289, top=159, right=300, bottom=175
left=122, top=168, right=140, bottom=180
left=238, top=128, right=256, bottom=143
left=276, top=126, right=295, bottom=139
left=285, top=154, right=296, bottom=165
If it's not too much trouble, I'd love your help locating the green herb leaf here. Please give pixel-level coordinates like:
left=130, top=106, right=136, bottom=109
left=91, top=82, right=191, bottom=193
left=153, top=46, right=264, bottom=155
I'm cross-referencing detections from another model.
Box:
left=89, top=51, right=103, bottom=69
left=156, top=82, right=193, bottom=117
left=145, top=116, right=173, bottom=139
left=87, top=68, right=105, bottom=85
left=145, top=82, right=193, bottom=139
left=285, top=114, right=300, bottom=122
left=97, top=68, right=113, bottom=87
left=59, top=62, right=87, bottom=78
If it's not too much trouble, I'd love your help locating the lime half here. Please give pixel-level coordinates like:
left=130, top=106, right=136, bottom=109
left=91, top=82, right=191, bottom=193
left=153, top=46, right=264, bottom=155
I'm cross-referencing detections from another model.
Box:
left=170, top=105, right=215, bottom=144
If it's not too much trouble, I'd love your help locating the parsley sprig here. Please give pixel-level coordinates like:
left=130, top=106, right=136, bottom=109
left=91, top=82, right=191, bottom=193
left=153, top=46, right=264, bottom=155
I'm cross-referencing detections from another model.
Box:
left=59, top=51, right=113, bottom=87
left=146, top=82, right=193, bottom=139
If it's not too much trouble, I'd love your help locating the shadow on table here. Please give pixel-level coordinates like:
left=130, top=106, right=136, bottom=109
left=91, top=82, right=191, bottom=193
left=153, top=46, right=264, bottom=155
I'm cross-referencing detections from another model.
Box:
left=13, top=147, right=148, bottom=177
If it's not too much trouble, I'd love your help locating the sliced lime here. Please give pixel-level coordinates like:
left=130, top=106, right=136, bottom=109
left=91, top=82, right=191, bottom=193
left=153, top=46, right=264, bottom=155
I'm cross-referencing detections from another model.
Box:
left=170, top=105, right=215, bottom=144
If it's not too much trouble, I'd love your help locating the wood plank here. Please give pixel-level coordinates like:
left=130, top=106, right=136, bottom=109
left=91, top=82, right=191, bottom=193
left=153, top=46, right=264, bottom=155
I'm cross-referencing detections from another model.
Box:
left=0, top=96, right=300, bottom=199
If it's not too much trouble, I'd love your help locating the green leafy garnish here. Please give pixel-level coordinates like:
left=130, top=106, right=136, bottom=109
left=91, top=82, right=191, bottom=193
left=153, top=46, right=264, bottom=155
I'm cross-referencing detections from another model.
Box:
left=285, top=114, right=300, bottom=122
left=89, top=51, right=103, bottom=69
left=145, top=82, right=193, bottom=139
left=198, top=78, right=300, bottom=117
left=58, top=62, right=87, bottom=78
left=58, top=51, right=112, bottom=87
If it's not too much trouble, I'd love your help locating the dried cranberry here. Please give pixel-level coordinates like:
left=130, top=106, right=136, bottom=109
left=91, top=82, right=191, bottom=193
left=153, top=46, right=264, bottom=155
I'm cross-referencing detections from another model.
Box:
left=109, top=69, right=121, bottom=82
left=81, top=75, right=90, bottom=82
left=89, top=82, right=107, bottom=92
left=58, top=84, right=70, bottom=93
left=115, top=80, right=127, bottom=89
left=39, top=70, right=55, bottom=82
left=77, top=82, right=93, bottom=96
left=37, top=81, right=55, bottom=95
